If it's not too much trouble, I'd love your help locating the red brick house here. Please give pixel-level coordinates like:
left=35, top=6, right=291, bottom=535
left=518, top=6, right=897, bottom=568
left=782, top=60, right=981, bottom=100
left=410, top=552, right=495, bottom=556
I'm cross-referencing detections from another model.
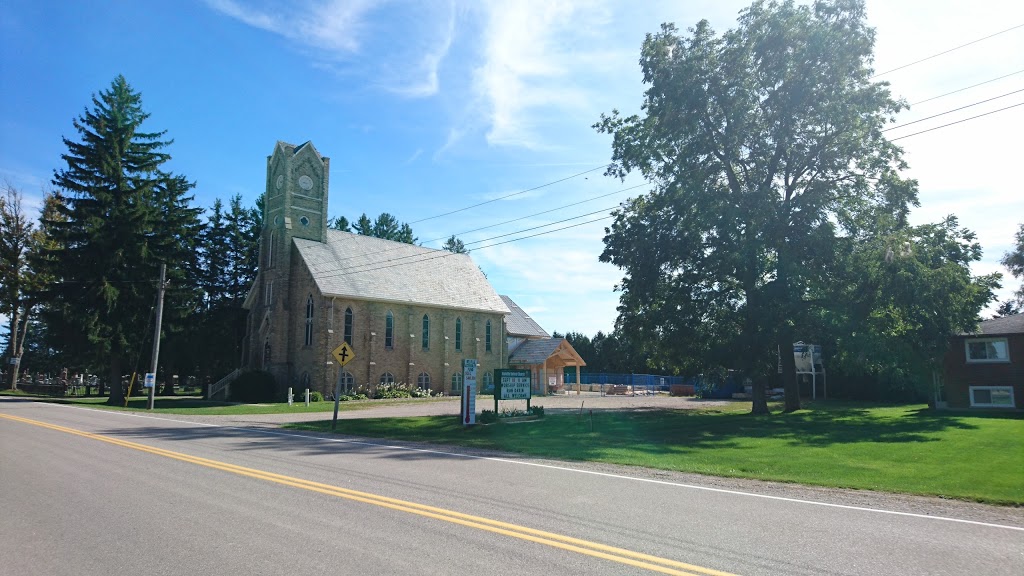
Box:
left=942, top=313, right=1023, bottom=409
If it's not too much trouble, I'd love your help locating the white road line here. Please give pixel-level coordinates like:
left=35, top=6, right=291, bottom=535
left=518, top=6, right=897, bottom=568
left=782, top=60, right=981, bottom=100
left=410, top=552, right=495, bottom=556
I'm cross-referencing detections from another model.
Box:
left=19, top=399, right=1024, bottom=532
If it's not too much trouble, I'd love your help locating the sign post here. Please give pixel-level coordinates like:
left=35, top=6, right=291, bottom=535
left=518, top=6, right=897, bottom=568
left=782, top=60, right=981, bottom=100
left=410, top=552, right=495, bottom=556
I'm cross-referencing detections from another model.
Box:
left=494, top=369, right=531, bottom=414
left=331, top=342, right=355, bottom=431
left=462, top=359, right=478, bottom=426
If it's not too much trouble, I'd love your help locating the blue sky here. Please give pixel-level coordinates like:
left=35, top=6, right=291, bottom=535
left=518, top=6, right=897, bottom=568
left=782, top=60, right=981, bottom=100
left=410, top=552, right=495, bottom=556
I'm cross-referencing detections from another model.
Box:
left=2, top=0, right=1023, bottom=338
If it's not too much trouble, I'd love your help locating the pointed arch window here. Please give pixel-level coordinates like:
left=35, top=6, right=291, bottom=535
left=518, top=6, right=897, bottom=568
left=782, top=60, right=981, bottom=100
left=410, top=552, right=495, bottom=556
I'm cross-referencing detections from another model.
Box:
left=267, top=231, right=275, bottom=268
left=344, top=307, right=353, bottom=345
left=262, top=339, right=271, bottom=369
left=338, top=371, right=355, bottom=395
left=422, top=314, right=430, bottom=350
left=455, top=317, right=462, bottom=352
left=380, top=372, right=395, bottom=385
left=417, top=372, right=431, bottom=390
left=485, top=320, right=492, bottom=352
left=304, top=294, right=314, bottom=346
left=451, top=371, right=463, bottom=392
left=385, top=310, right=394, bottom=349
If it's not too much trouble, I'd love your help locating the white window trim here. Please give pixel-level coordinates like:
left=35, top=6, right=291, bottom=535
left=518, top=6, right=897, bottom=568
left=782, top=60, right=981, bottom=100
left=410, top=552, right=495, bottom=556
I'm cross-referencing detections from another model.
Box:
left=265, top=280, right=273, bottom=306
left=965, top=337, right=1011, bottom=364
left=969, top=386, right=1016, bottom=408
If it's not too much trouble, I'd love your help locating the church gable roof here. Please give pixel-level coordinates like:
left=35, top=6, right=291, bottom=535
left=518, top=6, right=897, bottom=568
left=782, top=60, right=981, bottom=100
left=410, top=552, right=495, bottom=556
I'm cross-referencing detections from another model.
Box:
left=500, top=295, right=549, bottom=338
left=294, top=230, right=509, bottom=314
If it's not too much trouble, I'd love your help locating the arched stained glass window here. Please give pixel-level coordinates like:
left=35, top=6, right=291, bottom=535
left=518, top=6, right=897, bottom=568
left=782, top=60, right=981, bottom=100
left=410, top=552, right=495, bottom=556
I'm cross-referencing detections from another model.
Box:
left=422, top=314, right=430, bottom=350
left=455, top=317, right=462, bottom=352
left=304, top=294, right=314, bottom=346
left=385, top=311, right=394, bottom=349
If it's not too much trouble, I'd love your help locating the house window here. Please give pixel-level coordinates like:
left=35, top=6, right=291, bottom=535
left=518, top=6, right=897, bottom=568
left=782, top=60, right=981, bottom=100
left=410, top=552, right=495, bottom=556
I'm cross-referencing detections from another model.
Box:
left=338, top=371, right=355, bottom=394
left=422, top=314, right=430, bottom=350
left=417, top=372, right=431, bottom=389
left=485, top=320, right=492, bottom=352
left=969, top=386, right=1015, bottom=408
left=451, top=371, right=463, bottom=392
left=380, top=372, right=395, bottom=385
left=344, top=307, right=353, bottom=345
left=965, top=338, right=1010, bottom=363
left=455, top=317, right=462, bottom=351
left=265, top=280, right=273, bottom=306
left=385, top=310, right=394, bottom=349
left=304, top=294, right=314, bottom=346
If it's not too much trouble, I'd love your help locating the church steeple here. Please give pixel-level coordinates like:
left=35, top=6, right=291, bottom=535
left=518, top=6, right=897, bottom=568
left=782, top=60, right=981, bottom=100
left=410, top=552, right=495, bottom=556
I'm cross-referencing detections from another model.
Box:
left=264, top=140, right=330, bottom=248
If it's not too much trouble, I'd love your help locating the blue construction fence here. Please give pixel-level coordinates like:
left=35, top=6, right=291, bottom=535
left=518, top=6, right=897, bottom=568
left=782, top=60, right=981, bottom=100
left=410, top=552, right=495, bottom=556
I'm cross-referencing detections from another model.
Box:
left=562, top=372, right=744, bottom=398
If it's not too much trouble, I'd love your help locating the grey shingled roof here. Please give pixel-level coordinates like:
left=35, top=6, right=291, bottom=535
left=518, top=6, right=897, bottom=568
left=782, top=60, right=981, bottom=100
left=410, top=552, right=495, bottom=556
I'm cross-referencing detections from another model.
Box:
left=500, top=295, right=550, bottom=338
left=294, top=230, right=509, bottom=314
left=509, top=338, right=566, bottom=365
left=964, top=313, right=1024, bottom=336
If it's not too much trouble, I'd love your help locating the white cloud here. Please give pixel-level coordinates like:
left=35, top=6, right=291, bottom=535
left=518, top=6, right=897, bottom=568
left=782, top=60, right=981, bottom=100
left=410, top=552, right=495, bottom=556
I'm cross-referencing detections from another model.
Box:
left=473, top=0, right=610, bottom=149
left=206, top=0, right=452, bottom=98
left=205, top=0, right=375, bottom=53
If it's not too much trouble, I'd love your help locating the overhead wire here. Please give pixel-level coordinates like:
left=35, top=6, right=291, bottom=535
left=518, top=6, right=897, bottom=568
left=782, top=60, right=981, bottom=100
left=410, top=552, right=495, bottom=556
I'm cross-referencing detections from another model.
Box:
left=884, top=87, right=1024, bottom=132
left=872, top=23, right=1024, bottom=78
left=909, top=68, right=1024, bottom=106
left=408, top=164, right=609, bottom=224
left=890, top=101, right=1024, bottom=141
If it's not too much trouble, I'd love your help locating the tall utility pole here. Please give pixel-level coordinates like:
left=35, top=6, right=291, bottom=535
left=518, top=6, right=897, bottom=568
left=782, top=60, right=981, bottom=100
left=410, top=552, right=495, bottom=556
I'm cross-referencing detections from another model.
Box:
left=148, top=263, right=167, bottom=410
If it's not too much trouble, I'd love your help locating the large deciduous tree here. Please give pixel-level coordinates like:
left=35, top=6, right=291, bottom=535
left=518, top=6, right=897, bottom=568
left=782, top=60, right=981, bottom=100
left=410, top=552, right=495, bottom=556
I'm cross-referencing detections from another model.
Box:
left=999, top=223, right=1024, bottom=314
left=595, top=0, right=923, bottom=413
left=46, top=75, right=199, bottom=405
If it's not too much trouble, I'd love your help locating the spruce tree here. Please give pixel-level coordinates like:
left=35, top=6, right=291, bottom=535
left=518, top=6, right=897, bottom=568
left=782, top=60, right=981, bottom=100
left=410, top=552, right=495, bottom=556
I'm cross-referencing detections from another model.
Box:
left=47, top=75, right=197, bottom=405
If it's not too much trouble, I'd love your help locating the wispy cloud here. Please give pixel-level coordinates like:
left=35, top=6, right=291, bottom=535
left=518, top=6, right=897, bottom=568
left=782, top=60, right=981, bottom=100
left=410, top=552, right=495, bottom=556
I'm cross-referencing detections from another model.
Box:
left=205, top=0, right=376, bottom=53
left=205, top=0, right=453, bottom=98
left=473, top=0, right=609, bottom=149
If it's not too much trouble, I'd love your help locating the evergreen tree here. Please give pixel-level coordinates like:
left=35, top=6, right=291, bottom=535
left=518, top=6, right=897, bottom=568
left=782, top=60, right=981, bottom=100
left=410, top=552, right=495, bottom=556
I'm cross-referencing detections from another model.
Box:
left=329, top=215, right=352, bottom=232
left=46, top=75, right=198, bottom=405
left=441, top=235, right=468, bottom=254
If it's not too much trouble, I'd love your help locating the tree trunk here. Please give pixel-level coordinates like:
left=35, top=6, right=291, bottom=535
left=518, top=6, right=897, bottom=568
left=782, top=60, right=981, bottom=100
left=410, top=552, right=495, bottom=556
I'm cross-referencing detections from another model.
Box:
left=107, top=349, right=124, bottom=405
left=779, top=328, right=801, bottom=412
left=7, top=307, right=20, bottom=390
left=751, top=374, right=770, bottom=415
left=160, top=359, right=175, bottom=396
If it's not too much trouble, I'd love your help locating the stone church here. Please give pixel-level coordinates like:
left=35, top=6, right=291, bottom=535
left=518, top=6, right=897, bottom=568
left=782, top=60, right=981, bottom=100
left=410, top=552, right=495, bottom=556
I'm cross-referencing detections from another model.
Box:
left=241, top=141, right=511, bottom=396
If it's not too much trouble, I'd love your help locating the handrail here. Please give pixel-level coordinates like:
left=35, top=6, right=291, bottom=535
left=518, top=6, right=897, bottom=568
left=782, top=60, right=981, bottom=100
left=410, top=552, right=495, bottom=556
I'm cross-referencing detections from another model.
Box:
left=208, top=368, right=241, bottom=400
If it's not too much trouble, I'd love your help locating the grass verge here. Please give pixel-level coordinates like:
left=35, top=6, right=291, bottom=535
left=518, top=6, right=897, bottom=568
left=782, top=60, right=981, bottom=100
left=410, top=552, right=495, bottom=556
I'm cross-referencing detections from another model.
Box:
left=286, top=402, right=1024, bottom=505
left=7, top=394, right=453, bottom=415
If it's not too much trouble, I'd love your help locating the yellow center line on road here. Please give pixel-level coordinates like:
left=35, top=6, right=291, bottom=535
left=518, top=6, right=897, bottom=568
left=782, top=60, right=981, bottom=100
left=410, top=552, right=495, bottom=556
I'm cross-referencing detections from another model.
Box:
left=1, top=413, right=739, bottom=576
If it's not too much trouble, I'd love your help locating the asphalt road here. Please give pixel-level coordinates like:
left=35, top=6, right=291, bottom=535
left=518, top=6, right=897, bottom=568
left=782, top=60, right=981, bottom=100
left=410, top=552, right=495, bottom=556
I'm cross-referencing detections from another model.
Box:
left=1, top=398, right=1021, bottom=576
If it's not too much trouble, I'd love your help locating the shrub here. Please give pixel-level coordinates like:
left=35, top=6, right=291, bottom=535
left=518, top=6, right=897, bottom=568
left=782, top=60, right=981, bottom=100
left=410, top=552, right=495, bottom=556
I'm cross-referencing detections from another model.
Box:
left=529, top=405, right=544, bottom=417
left=373, top=383, right=412, bottom=399
left=229, top=370, right=277, bottom=403
left=309, top=391, right=324, bottom=402
left=479, top=410, right=497, bottom=424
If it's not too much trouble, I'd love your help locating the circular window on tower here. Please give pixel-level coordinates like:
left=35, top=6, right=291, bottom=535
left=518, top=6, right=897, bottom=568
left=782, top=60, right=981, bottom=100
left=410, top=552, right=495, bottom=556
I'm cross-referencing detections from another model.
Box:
left=299, top=216, right=310, bottom=227
left=274, top=215, right=282, bottom=226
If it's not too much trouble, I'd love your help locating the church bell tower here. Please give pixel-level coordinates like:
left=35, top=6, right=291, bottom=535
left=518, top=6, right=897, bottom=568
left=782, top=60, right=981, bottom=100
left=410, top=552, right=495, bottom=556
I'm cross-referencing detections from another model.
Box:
left=255, top=141, right=330, bottom=386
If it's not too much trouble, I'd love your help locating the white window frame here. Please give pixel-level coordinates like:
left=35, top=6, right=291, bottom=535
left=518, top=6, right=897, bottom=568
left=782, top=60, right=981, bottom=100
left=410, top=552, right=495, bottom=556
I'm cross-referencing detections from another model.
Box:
left=304, top=294, right=314, bottom=346
left=965, top=337, right=1010, bottom=364
left=265, top=280, right=273, bottom=306
left=969, top=386, right=1016, bottom=408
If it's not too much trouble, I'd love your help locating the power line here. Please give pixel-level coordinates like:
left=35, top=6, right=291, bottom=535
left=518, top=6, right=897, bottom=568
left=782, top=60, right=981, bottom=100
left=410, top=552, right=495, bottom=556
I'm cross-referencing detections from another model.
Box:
left=312, top=215, right=614, bottom=281
left=872, top=23, right=1024, bottom=78
left=318, top=181, right=648, bottom=269
left=890, top=101, right=1024, bottom=141
left=408, top=164, right=609, bottom=224
left=884, top=87, right=1024, bottom=132
left=909, top=68, right=1024, bottom=106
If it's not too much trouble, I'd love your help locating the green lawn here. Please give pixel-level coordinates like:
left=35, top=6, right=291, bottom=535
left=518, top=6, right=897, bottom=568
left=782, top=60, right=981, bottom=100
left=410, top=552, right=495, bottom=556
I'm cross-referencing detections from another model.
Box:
left=287, top=402, right=1024, bottom=505
left=5, top=393, right=451, bottom=416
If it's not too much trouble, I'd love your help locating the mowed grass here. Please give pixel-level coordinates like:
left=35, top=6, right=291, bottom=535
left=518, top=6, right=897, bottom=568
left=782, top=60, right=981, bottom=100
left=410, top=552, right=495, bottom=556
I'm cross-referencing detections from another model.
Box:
left=5, top=393, right=453, bottom=415
left=287, top=402, right=1024, bottom=505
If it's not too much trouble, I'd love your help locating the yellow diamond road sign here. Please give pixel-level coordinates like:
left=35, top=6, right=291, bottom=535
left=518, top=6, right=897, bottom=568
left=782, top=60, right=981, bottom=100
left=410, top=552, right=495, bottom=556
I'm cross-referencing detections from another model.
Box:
left=332, top=342, right=355, bottom=367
